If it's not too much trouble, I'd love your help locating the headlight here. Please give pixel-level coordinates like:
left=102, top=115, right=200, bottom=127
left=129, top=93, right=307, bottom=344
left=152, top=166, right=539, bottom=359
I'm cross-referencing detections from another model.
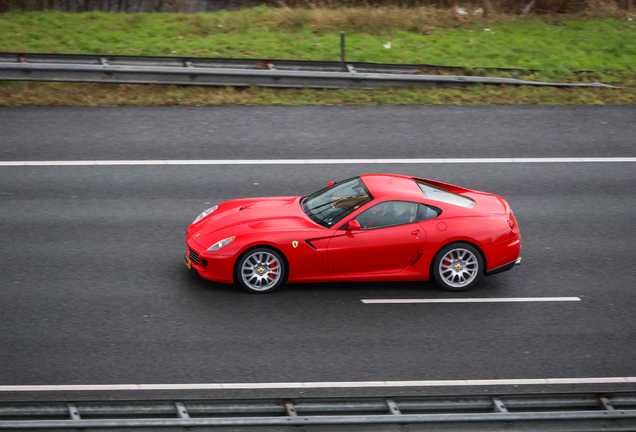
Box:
left=207, top=236, right=235, bottom=252
left=193, top=205, right=218, bottom=224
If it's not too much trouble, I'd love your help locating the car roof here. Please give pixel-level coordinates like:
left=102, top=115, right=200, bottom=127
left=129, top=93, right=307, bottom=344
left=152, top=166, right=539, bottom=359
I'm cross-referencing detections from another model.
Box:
left=360, top=174, right=423, bottom=201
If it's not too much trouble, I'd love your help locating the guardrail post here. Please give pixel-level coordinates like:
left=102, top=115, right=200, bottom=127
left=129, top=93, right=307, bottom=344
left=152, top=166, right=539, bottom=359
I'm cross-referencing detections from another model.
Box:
left=492, top=398, right=509, bottom=413
left=175, top=402, right=190, bottom=419
left=340, top=32, right=346, bottom=72
left=386, top=399, right=402, bottom=415
left=67, top=403, right=81, bottom=420
left=284, top=400, right=298, bottom=416
left=600, top=396, right=615, bottom=411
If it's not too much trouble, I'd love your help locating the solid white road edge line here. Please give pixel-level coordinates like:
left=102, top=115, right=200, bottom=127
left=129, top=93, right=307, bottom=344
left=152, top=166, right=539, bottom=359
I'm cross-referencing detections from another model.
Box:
left=361, top=297, right=582, bottom=304
left=1, top=377, right=635, bottom=391
left=1, top=157, right=636, bottom=166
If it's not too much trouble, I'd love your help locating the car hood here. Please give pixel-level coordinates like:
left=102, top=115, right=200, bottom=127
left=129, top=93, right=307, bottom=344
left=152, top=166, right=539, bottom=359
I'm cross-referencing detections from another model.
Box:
left=189, top=196, right=317, bottom=248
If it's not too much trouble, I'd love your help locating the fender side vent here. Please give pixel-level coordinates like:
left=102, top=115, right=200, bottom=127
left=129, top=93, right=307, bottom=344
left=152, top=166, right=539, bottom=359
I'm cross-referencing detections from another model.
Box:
left=305, top=240, right=317, bottom=250
left=406, top=253, right=423, bottom=267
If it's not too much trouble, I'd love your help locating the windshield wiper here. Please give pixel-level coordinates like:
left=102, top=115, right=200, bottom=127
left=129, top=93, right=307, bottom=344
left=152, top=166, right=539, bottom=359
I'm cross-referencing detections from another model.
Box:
left=300, top=196, right=308, bottom=212
left=316, top=208, right=348, bottom=226
left=314, top=198, right=360, bottom=226
left=309, top=195, right=356, bottom=212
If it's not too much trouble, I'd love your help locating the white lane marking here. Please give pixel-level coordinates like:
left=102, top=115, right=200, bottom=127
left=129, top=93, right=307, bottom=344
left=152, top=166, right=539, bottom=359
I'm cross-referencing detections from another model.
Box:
left=361, top=297, right=582, bottom=304
left=1, top=377, right=635, bottom=391
left=1, top=157, right=636, bottom=166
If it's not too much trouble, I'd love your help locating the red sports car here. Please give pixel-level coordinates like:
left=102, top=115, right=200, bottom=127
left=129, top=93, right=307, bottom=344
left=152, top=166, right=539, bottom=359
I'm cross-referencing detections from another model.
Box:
left=185, top=174, right=521, bottom=293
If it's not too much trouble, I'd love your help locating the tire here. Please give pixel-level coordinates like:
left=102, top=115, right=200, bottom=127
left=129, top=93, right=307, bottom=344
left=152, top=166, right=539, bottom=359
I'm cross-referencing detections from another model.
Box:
left=235, top=247, right=286, bottom=293
left=432, top=243, right=483, bottom=292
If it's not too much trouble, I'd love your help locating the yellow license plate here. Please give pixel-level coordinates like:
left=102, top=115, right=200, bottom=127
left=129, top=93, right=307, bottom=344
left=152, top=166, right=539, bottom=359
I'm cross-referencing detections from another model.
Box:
left=184, top=252, right=192, bottom=269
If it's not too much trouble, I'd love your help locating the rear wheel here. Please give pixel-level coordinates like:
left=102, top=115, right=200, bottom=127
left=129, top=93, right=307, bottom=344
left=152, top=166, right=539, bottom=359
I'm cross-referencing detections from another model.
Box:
left=235, top=248, right=286, bottom=293
left=432, top=243, right=483, bottom=291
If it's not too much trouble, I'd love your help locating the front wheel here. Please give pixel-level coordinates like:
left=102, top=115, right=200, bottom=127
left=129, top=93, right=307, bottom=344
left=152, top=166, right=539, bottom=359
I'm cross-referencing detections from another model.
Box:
left=235, top=248, right=286, bottom=293
left=432, top=243, right=483, bottom=291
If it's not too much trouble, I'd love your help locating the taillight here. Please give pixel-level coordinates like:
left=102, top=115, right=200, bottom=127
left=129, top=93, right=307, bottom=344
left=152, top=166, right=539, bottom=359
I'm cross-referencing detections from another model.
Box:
left=507, top=212, right=519, bottom=234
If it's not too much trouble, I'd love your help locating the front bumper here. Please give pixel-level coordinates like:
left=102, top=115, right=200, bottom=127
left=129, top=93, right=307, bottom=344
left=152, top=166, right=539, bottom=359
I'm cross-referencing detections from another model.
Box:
left=185, top=239, right=235, bottom=284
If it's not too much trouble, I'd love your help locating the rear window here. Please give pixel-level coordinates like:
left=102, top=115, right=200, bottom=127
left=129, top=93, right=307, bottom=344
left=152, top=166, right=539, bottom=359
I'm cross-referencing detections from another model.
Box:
left=415, top=180, right=475, bottom=208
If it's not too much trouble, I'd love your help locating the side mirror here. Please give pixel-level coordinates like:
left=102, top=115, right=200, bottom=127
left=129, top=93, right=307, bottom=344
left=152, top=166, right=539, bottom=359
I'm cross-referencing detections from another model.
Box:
left=325, top=181, right=337, bottom=188
left=346, top=220, right=361, bottom=230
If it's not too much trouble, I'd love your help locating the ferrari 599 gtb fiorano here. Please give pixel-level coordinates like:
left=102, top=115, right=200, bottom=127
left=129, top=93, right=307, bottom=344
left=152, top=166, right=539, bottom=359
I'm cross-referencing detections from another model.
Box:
left=185, top=174, right=521, bottom=293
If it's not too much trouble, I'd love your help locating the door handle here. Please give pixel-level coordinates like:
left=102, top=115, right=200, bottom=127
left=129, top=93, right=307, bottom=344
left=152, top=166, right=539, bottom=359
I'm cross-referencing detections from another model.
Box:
left=411, top=230, right=420, bottom=236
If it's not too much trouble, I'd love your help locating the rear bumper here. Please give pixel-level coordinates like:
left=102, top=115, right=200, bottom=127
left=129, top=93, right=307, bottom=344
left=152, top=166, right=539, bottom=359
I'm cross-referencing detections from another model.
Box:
left=482, top=234, right=521, bottom=274
left=486, top=256, right=522, bottom=276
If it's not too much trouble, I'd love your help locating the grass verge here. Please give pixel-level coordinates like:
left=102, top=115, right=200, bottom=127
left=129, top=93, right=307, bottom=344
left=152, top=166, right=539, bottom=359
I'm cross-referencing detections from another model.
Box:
left=1, top=81, right=633, bottom=106
left=1, top=8, right=635, bottom=106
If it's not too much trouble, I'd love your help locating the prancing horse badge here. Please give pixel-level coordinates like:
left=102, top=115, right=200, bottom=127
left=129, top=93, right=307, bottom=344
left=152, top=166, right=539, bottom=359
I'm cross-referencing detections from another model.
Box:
left=292, top=241, right=299, bottom=248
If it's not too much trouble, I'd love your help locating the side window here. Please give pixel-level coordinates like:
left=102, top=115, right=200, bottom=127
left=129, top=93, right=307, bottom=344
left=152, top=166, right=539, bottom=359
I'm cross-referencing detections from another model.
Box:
left=417, top=203, right=441, bottom=222
left=355, top=201, right=419, bottom=230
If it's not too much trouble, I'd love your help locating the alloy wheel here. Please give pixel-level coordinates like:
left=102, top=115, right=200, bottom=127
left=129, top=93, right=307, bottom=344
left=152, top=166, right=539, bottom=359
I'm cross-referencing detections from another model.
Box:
left=240, top=251, right=282, bottom=292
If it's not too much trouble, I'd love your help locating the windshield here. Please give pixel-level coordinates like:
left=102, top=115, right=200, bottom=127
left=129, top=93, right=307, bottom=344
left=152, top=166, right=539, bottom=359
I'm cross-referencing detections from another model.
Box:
left=302, top=177, right=373, bottom=228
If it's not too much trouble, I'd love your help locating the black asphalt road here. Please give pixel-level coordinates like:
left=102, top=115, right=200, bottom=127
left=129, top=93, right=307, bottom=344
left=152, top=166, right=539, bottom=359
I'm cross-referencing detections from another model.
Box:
left=1, top=106, right=635, bottom=402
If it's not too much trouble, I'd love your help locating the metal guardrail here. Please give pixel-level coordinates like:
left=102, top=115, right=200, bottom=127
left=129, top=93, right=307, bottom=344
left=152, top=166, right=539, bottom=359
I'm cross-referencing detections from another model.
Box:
left=0, top=52, right=619, bottom=90
left=1, top=392, right=636, bottom=431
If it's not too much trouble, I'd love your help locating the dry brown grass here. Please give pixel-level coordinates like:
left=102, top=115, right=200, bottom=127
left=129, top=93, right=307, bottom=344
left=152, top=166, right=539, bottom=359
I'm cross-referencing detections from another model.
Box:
left=266, top=6, right=464, bottom=34
left=1, top=81, right=634, bottom=106
left=1, top=0, right=633, bottom=14
left=263, top=0, right=632, bottom=15
left=215, top=5, right=632, bottom=35
left=175, top=6, right=488, bottom=35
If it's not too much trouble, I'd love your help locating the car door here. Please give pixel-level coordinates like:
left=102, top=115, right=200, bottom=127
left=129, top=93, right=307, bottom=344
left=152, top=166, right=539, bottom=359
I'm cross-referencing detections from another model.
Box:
left=327, top=201, right=426, bottom=276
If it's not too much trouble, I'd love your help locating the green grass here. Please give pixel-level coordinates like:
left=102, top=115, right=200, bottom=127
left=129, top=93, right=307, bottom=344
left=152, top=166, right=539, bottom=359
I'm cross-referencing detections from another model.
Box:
left=1, top=8, right=635, bottom=105
left=2, top=10, right=635, bottom=70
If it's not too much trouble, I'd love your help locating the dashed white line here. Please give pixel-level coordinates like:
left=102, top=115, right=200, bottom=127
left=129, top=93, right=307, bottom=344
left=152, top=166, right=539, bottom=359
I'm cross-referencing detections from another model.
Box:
left=0, top=157, right=636, bottom=166
left=1, top=377, right=634, bottom=392
left=361, top=297, right=582, bottom=304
